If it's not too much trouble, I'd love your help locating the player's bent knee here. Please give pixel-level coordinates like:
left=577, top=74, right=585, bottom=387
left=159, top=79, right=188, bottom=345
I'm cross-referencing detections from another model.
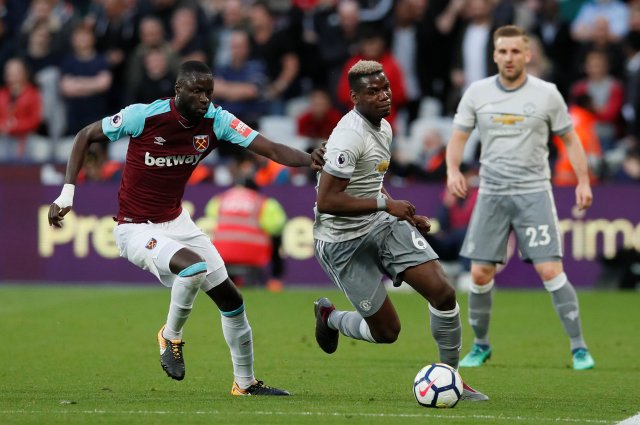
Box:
left=430, top=285, right=456, bottom=311
left=177, top=261, right=208, bottom=289
left=372, top=324, right=401, bottom=344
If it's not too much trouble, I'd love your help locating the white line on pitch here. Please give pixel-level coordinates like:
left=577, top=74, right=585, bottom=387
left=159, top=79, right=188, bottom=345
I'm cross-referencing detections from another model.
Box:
left=0, top=410, right=617, bottom=423
left=617, top=413, right=640, bottom=425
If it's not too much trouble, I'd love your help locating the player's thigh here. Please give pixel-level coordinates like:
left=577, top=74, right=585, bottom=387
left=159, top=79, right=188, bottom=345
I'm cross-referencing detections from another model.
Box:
left=461, top=194, right=512, bottom=263
left=113, top=223, right=185, bottom=287
left=171, top=211, right=227, bottom=287
left=402, top=260, right=456, bottom=311
left=314, top=237, right=387, bottom=318
left=379, top=217, right=440, bottom=282
left=511, top=191, right=562, bottom=263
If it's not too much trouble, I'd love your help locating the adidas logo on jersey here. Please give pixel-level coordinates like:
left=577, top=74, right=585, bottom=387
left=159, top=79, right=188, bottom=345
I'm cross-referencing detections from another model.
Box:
left=144, top=152, right=202, bottom=167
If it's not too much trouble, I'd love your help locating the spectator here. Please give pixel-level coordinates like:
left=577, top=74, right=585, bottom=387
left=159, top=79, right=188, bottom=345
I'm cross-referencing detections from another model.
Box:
left=248, top=1, right=300, bottom=112
left=0, top=57, right=43, bottom=161
left=88, top=0, right=139, bottom=112
left=77, top=141, right=122, bottom=183
left=19, top=0, right=77, bottom=55
left=59, top=24, right=112, bottom=135
left=392, top=124, right=448, bottom=182
left=614, top=143, right=640, bottom=182
left=129, top=47, right=176, bottom=104
left=624, top=31, right=640, bottom=140
left=571, top=49, right=625, bottom=150
left=209, top=0, right=250, bottom=70
left=447, top=0, right=498, bottom=113
left=336, top=25, right=406, bottom=128
left=575, top=17, right=627, bottom=79
left=309, top=0, right=361, bottom=98
left=126, top=16, right=180, bottom=96
left=553, top=94, right=603, bottom=186
left=213, top=30, right=270, bottom=130
left=205, top=176, right=288, bottom=292
left=390, top=0, right=427, bottom=128
left=572, top=0, right=630, bottom=43
left=169, top=6, right=208, bottom=63
left=20, top=21, right=65, bottom=142
left=530, top=0, right=578, bottom=95
left=526, top=35, right=555, bottom=82
left=296, top=88, right=341, bottom=146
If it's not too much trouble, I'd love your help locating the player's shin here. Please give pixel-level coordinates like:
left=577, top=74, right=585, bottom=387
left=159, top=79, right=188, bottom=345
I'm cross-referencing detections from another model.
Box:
left=220, top=305, right=255, bottom=389
left=545, top=273, right=587, bottom=351
left=164, top=263, right=207, bottom=340
left=429, top=303, right=462, bottom=369
left=468, top=280, right=494, bottom=345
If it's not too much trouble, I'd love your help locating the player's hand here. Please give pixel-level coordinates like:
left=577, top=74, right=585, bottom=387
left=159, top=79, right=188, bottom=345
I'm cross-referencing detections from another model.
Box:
left=48, top=203, right=72, bottom=228
left=575, top=182, right=593, bottom=211
left=447, top=169, right=468, bottom=198
left=387, top=199, right=416, bottom=221
left=411, top=215, right=432, bottom=236
left=310, top=143, right=326, bottom=171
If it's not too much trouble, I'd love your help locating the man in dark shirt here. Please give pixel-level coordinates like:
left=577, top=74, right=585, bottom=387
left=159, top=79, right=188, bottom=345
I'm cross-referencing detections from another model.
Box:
left=48, top=60, right=324, bottom=396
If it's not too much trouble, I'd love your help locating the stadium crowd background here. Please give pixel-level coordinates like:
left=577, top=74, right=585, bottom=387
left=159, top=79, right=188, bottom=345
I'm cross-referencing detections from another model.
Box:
left=0, top=0, right=640, bottom=188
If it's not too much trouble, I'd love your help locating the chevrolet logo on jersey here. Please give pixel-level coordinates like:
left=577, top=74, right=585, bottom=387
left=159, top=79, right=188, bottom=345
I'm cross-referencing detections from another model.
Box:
left=376, top=160, right=390, bottom=172
left=193, top=135, right=209, bottom=152
left=492, top=114, right=525, bottom=125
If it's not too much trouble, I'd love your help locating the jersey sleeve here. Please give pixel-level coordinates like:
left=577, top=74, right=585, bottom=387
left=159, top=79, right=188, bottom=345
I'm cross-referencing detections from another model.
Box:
left=452, top=86, right=476, bottom=132
left=323, top=128, right=364, bottom=179
left=212, top=107, right=259, bottom=148
left=547, top=85, right=573, bottom=135
left=101, top=104, right=147, bottom=141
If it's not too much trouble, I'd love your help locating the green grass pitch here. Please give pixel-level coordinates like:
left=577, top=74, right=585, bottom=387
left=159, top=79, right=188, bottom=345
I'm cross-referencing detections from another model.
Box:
left=1, top=285, right=639, bottom=425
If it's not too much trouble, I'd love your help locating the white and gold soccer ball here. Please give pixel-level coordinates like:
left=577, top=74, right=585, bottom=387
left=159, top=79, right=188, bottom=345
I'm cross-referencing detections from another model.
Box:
left=413, top=363, right=463, bottom=408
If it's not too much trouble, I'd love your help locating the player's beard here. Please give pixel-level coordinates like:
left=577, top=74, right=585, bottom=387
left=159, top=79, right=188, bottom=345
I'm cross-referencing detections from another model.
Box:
left=500, top=66, right=524, bottom=83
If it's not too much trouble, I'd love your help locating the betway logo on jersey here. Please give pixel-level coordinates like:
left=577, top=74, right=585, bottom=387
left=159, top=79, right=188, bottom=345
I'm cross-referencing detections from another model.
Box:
left=144, top=152, right=202, bottom=167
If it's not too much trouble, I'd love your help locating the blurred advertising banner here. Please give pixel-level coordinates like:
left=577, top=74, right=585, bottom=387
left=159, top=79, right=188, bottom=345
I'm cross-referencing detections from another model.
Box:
left=1, top=183, right=638, bottom=287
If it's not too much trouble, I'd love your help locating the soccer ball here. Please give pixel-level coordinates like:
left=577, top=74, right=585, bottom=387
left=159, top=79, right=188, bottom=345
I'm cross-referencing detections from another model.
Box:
left=413, top=363, right=463, bottom=408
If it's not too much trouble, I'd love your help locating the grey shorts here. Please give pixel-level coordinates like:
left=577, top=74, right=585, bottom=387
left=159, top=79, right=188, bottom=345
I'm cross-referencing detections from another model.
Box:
left=315, top=216, right=438, bottom=317
left=461, top=190, right=562, bottom=264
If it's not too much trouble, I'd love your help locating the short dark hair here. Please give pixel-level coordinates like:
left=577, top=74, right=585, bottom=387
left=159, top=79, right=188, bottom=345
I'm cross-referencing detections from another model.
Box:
left=348, top=60, right=384, bottom=92
left=493, top=25, right=529, bottom=44
left=177, top=61, right=212, bottom=81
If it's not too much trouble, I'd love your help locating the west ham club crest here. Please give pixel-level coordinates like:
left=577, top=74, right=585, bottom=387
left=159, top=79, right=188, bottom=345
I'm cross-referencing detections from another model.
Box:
left=193, top=135, right=209, bottom=152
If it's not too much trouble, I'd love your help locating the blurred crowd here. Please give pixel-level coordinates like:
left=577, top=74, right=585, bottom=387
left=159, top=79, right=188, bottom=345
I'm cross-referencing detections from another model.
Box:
left=1, top=0, right=640, bottom=186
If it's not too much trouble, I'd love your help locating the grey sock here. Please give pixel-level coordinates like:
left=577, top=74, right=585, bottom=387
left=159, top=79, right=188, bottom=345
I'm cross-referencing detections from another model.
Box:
left=547, top=275, right=586, bottom=351
left=328, top=310, right=376, bottom=343
left=468, top=280, right=494, bottom=346
left=429, top=303, right=462, bottom=369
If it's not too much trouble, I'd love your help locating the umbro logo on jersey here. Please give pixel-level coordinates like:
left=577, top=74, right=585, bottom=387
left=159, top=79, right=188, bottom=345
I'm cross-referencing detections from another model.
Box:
left=144, top=152, right=202, bottom=167
left=154, top=136, right=166, bottom=146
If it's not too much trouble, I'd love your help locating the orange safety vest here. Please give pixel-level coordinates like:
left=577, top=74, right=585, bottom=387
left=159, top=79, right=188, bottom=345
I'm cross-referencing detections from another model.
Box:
left=553, top=105, right=602, bottom=186
left=213, top=187, right=272, bottom=267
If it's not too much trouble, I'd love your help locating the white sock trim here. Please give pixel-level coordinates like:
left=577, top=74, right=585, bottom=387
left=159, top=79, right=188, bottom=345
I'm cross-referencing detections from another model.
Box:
left=358, top=319, right=376, bottom=343
left=428, top=302, right=460, bottom=318
left=470, top=279, right=494, bottom=294
left=543, top=272, right=567, bottom=292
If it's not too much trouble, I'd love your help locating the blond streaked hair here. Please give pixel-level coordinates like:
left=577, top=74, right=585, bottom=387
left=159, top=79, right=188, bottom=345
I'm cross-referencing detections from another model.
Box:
left=348, top=60, right=384, bottom=91
left=493, top=25, right=529, bottom=45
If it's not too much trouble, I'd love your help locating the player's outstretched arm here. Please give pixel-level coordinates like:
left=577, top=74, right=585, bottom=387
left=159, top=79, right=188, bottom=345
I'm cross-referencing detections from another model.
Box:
left=247, top=134, right=313, bottom=167
left=48, top=121, right=110, bottom=228
left=559, top=129, right=593, bottom=210
left=445, top=128, right=471, bottom=198
left=317, top=171, right=415, bottom=219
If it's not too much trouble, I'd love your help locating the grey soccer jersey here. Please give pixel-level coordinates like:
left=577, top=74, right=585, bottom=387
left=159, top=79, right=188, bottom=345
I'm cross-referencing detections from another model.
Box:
left=313, top=109, right=393, bottom=242
left=453, top=75, right=573, bottom=195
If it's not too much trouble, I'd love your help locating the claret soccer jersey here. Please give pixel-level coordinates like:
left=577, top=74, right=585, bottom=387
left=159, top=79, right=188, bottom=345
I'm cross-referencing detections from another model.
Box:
left=102, top=98, right=258, bottom=223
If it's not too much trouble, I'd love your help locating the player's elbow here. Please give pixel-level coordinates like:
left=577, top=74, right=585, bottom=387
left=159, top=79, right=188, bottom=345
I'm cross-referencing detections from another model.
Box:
left=316, top=197, right=335, bottom=214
